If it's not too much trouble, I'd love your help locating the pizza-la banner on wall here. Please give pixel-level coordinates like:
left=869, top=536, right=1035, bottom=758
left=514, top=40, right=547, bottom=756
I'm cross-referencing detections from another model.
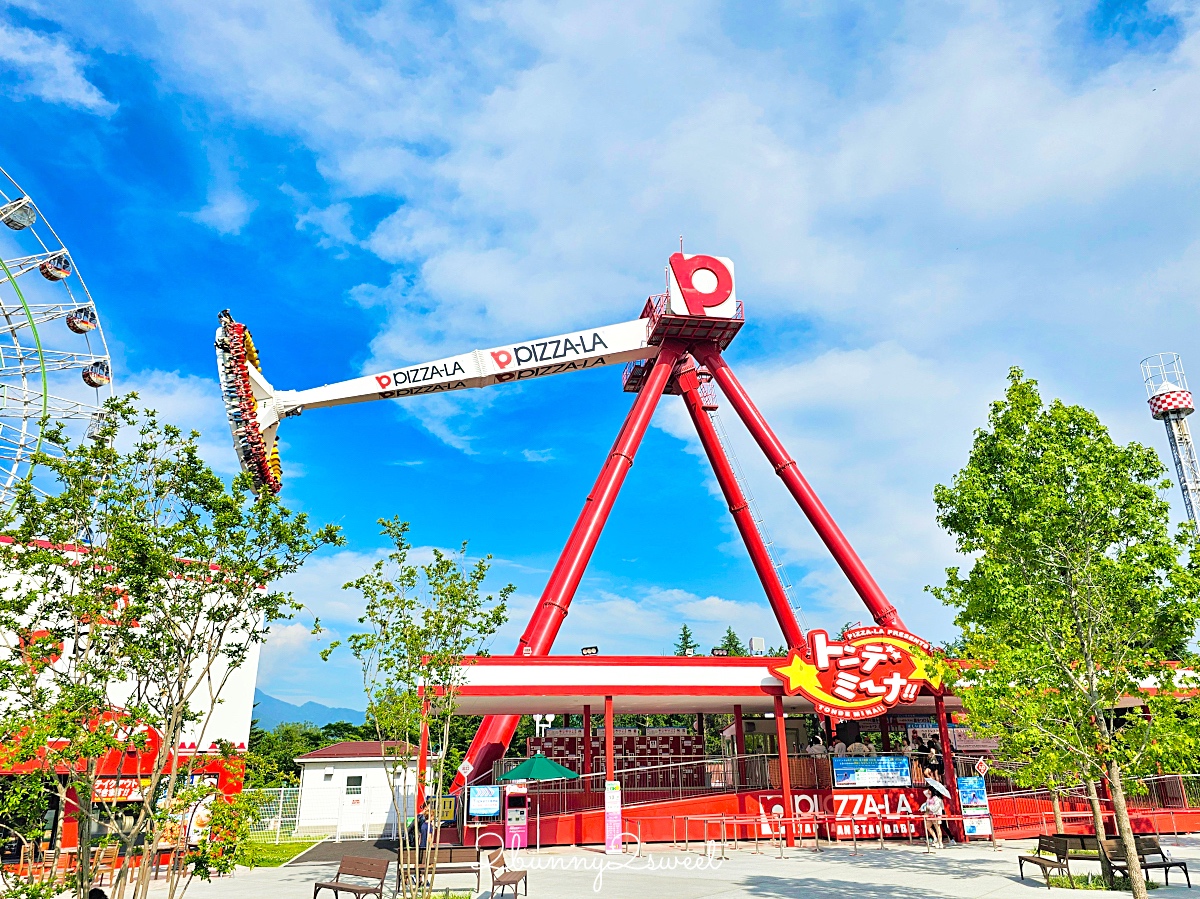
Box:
left=770, top=627, right=942, bottom=719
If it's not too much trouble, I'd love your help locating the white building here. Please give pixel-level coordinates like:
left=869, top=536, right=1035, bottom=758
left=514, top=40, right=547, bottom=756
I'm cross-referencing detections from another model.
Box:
left=294, top=741, right=425, bottom=840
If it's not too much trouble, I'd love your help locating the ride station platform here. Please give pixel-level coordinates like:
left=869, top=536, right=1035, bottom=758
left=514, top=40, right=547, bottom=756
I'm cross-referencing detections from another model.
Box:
left=443, top=651, right=968, bottom=848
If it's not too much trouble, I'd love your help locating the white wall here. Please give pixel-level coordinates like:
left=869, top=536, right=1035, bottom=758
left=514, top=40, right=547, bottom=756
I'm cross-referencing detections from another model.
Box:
left=0, top=560, right=262, bottom=754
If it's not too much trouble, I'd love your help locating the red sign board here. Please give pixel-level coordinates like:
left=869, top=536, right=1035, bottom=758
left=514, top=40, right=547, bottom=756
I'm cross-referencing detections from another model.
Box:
left=769, top=627, right=942, bottom=719
left=93, top=778, right=150, bottom=802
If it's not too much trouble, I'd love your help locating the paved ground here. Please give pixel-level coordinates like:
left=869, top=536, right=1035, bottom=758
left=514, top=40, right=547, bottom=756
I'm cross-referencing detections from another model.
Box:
left=289, top=838, right=402, bottom=864
left=161, top=835, right=1200, bottom=899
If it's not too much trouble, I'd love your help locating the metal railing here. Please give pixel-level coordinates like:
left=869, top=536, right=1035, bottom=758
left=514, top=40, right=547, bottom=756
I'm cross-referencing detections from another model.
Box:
left=984, top=773, right=1200, bottom=836
left=491, top=754, right=773, bottom=815
left=488, top=752, right=946, bottom=815
left=243, top=785, right=417, bottom=844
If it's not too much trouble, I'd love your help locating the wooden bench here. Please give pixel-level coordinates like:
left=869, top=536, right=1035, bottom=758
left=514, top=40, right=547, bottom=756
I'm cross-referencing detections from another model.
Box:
left=313, top=855, right=389, bottom=899
left=398, top=847, right=481, bottom=891
left=1137, top=836, right=1191, bottom=887
left=1052, top=833, right=1103, bottom=873
left=488, top=848, right=528, bottom=898
left=1019, top=836, right=1069, bottom=888
left=1103, top=837, right=1192, bottom=887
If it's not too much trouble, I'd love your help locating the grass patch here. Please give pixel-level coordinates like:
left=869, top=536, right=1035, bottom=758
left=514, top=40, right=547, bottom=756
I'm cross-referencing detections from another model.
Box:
left=248, top=841, right=320, bottom=867
left=1048, top=874, right=1160, bottom=890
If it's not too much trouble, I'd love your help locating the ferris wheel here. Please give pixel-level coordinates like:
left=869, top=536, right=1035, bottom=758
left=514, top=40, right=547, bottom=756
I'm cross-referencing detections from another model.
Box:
left=0, top=164, right=113, bottom=505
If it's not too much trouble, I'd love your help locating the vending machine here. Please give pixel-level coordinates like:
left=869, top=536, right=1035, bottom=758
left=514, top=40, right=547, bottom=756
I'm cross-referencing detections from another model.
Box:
left=503, top=783, right=529, bottom=849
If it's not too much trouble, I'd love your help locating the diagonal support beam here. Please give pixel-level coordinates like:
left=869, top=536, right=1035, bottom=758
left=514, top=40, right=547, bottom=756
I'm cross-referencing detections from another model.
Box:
left=450, top=340, right=687, bottom=793
left=692, top=344, right=906, bottom=631
left=677, top=359, right=804, bottom=649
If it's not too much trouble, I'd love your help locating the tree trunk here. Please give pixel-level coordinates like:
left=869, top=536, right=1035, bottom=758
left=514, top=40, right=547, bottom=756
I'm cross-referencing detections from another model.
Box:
left=76, top=773, right=95, bottom=899
left=1108, top=762, right=1148, bottom=899
left=1051, top=791, right=1065, bottom=834
left=1085, top=779, right=1114, bottom=883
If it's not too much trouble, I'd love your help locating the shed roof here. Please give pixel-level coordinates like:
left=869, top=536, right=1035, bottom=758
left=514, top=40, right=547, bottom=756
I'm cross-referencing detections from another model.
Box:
left=295, top=741, right=418, bottom=763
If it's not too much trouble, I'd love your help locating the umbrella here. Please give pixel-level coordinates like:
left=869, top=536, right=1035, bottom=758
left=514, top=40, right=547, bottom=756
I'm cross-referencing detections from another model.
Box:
left=924, top=775, right=951, bottom=799
left=497, top=754, right=578, bottom=853
left=498, top=753, right=579, bottom=781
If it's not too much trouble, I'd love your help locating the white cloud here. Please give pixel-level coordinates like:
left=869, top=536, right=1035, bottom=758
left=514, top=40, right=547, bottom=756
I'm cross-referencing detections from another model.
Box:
left=257, top=622, right=317, bottom=679
left=522, top=448, right=554, bottom=462
left=275, top=547, right=393, bottom=628
left=188, top=142, right=257, bottom=235
left=190, top=187, right=256, bottom=235
left=296, top=200, right=356, bottom=249
left=0, top=20, right=115, bottom=113
left=119, top=368, right=239, bottom=474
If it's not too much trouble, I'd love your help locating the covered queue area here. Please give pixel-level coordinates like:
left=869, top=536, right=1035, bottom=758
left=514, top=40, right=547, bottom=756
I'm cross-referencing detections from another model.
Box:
left=443, top=642, right=973, bottom=850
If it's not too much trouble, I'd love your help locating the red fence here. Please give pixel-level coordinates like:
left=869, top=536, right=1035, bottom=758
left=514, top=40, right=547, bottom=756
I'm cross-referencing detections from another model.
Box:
left=987, top=775, right=1200, bottom=839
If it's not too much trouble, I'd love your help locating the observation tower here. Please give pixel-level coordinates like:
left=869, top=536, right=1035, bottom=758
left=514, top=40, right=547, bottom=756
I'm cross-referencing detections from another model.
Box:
left=1141, top=352, right=1200, bottom=522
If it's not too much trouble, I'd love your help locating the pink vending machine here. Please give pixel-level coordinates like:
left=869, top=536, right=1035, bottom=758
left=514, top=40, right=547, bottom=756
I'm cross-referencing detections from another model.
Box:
left=503, top=783, right=528, bottom=849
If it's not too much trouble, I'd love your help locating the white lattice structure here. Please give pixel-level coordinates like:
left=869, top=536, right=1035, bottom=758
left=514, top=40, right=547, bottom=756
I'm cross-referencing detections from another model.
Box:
left=1142, top=353, right=1200, bottom=522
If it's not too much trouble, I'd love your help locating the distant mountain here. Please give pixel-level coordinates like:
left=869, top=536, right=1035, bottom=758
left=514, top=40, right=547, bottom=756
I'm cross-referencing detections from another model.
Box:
left=252, top=688, right=365, bottom=730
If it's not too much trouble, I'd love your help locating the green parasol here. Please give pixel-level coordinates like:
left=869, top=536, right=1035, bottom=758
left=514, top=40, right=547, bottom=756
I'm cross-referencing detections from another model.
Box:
left=497, top=753, right=579, bottom=781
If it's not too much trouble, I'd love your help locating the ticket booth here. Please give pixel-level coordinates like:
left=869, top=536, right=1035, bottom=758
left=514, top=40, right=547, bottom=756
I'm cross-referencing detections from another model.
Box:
left=503, top=783, right=528, bottom=849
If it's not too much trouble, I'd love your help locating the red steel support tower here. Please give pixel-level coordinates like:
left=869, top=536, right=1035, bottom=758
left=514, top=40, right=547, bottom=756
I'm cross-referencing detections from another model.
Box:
left=450, top=255, right=905, bottom=791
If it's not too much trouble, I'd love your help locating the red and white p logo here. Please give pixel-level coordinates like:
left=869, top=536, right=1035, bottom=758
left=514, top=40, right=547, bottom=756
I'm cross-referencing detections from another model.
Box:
left=668, top=253, right=736, bottom=318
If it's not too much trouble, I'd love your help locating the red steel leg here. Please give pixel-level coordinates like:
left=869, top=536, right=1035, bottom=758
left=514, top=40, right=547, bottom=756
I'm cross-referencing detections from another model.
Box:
left=679, top=361, right=804, bottom=649
left=605, top=695, right=615, bottom=782
left=416, top=700, right=430, bottom=815
left=450, top=340, right=686, bottom=794
left=773, top=694, right=795, bottom=847
left=583, top=704, right=593, bottom=791
left=733, top=703, right=747, bottom=788
left=692, top=344, right=906, bottom=630
left=935, top=693, right=964, bottom=842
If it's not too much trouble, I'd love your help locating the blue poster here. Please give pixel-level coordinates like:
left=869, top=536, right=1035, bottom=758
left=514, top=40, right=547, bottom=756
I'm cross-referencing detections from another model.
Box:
left=468, top=785, right=501, bottom=817
left=832, top=755, right=912, bottom=788
left=956, top=776, right=992, bottom=836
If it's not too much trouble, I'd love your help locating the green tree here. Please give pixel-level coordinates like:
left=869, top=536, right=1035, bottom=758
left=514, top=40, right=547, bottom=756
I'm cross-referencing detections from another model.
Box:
left=0, top=772, right=53, bottom=884
left=328, top=518, right=511, bottom=899
left=0, top=400, right=340, bottom=899
left=717, top=627, right=746, bottom=657
left=243, top=720, right=371, bottom=788
left=930, top=369, right=1200, bottom=899
left=673, top=624, right=699, bottom=656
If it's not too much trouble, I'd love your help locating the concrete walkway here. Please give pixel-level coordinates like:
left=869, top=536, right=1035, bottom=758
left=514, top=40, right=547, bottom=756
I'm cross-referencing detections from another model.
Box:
left=169, top=835, right=1200, bottom=899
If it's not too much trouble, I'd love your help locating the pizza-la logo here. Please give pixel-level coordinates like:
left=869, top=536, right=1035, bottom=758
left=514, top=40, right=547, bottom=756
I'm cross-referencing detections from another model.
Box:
left=668, top=253, right=737, bottom=318
left=769, top=627, right=942, bottom=720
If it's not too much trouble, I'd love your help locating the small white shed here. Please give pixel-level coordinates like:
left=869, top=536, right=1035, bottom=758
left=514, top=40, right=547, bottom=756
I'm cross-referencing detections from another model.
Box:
left=294, top=741, right=426, bottom=840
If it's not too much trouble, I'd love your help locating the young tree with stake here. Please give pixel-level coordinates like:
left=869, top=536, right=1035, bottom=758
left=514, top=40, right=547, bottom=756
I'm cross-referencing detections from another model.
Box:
left=931, top=369, right=1200, bottom=898
left=328, top=518, right=510, bottom=899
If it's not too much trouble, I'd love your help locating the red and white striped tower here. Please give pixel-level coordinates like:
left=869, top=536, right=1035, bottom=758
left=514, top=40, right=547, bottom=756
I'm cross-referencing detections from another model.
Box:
left=1142, top=353, right=1200, bottom=522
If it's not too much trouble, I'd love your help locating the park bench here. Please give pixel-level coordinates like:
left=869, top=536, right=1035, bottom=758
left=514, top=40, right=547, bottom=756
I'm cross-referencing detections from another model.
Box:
left=398, top=847, right=481, bottom=891
left=488, top=848, right=528, bottom=898
left=312, top=855, right=389, bottom=899
left=1018, top=836, right=1069, bottom=888
left=1102, top=837, right=1191, bottom=887
left=1052, top=833, right=1103, bottom=874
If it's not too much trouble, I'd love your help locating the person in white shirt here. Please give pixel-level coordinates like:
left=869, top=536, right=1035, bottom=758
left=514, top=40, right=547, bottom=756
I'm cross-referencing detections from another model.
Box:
left=806, top=738, right=827, bottom=756
left=919, top=789, right=945, bottom=848
left=832, top=739, right=847, bottom=756
left=847, top=741, right=868, bottom=756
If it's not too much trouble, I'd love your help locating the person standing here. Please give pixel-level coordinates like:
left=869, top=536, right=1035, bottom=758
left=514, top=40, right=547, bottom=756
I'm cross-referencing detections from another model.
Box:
left=919, top=788, right=945, bottom=848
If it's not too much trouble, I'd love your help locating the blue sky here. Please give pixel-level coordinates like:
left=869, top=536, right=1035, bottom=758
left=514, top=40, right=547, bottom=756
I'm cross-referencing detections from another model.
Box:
left=2, top=0, right=1199, bottom=709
